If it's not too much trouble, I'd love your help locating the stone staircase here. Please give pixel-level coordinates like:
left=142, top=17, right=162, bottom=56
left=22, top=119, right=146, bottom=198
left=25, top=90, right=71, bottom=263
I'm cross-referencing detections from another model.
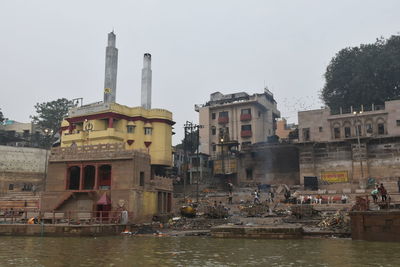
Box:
left=0, top=192, right=40, bottom=210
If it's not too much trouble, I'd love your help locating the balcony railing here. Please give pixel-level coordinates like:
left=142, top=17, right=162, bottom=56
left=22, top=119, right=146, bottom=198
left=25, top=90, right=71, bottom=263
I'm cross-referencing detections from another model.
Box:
left=218, top=117, right=229, bottom=124
left=241, top=130, right=252, bottom=138
left=240, top=114, right=252, bottom=121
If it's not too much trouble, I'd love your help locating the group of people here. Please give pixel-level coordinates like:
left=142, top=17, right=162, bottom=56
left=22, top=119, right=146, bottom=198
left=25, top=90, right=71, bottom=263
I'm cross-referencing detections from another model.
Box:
left=253, top=189, right=275, bottom=204
left=371, top=183, right=388, bottom=203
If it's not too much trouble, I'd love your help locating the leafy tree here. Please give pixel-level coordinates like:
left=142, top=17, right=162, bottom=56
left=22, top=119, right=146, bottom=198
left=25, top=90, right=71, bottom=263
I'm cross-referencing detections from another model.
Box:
left=175, top=129, right=199, bottom=154
left=321, top=35, right=400, bottom=112
left=31, top=98, right=72, bottom=146
left=0, top=108, right=5, bottom=124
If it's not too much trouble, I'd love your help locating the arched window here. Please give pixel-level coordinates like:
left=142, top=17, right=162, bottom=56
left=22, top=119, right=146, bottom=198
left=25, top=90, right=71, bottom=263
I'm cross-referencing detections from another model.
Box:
left=343, top=121, right=351, bottom=138
left=365, top=119, right=373, bottom=134
left=68, top=166, right=80, bottom=190
left=333, top=122, right=341, bottom=139
left=354, top=120, right=362, bottom=137
left=377, top=118, right=386, bottom=135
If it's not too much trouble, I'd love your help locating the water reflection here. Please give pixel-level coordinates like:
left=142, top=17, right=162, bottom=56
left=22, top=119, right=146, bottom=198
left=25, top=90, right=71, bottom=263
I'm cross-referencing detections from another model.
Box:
left=0, top=236, right=399, bottom=266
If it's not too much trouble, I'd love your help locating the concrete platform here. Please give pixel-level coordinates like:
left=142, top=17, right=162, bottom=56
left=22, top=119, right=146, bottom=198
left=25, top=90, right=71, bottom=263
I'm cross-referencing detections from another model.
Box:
left=211, top=224, right=303, bottom=239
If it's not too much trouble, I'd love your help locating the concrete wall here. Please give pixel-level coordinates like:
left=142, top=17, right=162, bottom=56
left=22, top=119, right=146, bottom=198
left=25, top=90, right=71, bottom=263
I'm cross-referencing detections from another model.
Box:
left=350, top=211, right=400, bottom=242
left=0, top=145, right=47, bottom=193
left=299, top=138, right=400, bottom=187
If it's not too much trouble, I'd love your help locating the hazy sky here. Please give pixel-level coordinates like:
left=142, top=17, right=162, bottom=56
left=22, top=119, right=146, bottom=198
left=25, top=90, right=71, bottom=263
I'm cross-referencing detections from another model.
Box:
left=1, top=0, right=399, bottom=144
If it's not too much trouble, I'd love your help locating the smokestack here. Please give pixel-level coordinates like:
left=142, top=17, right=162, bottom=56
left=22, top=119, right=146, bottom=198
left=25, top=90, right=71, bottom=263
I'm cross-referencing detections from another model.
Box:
left=103, top=31, right=118, bottom=103
left=141, top=53, right=152, bottom=109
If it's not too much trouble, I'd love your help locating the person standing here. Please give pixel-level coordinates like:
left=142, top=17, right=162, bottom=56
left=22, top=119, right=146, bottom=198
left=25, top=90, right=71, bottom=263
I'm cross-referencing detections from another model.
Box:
left=379, top=183, right=387, bottom=202
left=228, top=192, right=233, bottom=204
left=253, top=189, right=260, bottom=204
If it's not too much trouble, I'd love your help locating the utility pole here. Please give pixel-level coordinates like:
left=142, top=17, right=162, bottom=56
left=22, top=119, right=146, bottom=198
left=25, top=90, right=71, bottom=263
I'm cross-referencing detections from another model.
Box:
left=183, top=121, right=202, bottom=203
left=353, top=111, right=364, bottom=187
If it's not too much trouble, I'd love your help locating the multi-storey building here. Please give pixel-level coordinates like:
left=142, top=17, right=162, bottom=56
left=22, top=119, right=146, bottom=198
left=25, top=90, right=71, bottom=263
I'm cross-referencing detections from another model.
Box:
left=60, top=102, right=174, bottom=169
left=297, top=100, right=400, bottom=189
left=196, top=88, right=281, bottom=157
left=298, top=100, right=400, bottom=143
left=41, top=32, right=174, bottom=223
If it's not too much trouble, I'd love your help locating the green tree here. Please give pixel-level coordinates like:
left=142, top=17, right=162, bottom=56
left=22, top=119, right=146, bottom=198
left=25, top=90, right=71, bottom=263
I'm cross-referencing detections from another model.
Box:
left=0, top=108, right=6, bottom=124
left=31, top=98, right=72, bottom=146
left=321, top=35, right=400, bottom=112
left=175, top=129, right=199, bottom=154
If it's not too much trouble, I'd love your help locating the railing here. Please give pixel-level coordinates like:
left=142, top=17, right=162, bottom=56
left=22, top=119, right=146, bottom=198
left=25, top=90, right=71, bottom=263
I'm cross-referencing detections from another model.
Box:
left=0, top=209, right=133, bottom=225
left=241, top=130, right=252, bottom=138
left=218, top=117, right=229, bottom=124
left=240, top=114, right=252, bottom=121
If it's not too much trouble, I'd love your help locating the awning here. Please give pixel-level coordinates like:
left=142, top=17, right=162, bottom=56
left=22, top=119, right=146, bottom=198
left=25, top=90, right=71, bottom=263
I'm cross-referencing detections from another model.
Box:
left=97, top=193, right=111, bottom=205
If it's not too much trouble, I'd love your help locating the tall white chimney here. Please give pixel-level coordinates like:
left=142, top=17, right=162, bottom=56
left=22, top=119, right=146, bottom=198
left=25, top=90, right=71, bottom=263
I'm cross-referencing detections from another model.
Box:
left=103, top=31, right=118, bottom=103
left=141, top=53, right=152, bottom=109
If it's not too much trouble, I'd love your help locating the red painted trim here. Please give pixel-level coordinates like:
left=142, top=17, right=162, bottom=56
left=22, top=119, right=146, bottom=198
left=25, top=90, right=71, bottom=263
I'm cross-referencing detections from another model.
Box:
left=127, top=140, right=134, bottom=145
left=144, top=141, right=152, bottom=148
left=65, top=112, right=175, bottom=126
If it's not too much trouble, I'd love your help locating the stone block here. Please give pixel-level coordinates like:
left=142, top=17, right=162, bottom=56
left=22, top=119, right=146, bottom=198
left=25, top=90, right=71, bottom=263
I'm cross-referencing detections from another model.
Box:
left=328, top=190, right=337, bottom=194
left=355, top=189, right=366, bottom=193
left=342, top=188, right=351, bottom=193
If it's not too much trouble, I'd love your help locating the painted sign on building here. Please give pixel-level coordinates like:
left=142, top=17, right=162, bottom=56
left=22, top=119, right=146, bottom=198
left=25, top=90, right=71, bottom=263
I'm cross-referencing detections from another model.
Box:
left=321, top=171, right=348, bottom=183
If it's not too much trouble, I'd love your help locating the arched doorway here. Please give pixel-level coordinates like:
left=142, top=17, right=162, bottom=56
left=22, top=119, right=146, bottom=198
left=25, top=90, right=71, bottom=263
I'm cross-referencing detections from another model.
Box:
left=68, top=166, right=80, bottom=190
left=84, top=165, right=95, bottom=190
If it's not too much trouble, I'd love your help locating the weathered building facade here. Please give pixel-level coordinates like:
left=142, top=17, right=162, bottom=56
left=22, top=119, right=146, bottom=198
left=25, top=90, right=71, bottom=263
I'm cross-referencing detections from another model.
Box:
left=41, top=144, right=172, bottom=222
left=196, top=88, right=281, bottom=157
left=298, top=100, right=400, bottom=188
left=238, top=143, right=299, bottom=186
left=0, top=145, right=47, bottom=194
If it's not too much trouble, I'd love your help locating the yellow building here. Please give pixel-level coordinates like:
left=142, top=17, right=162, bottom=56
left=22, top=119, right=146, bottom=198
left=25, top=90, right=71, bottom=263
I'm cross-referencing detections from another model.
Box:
left=60, top=102, right=174, bottom=167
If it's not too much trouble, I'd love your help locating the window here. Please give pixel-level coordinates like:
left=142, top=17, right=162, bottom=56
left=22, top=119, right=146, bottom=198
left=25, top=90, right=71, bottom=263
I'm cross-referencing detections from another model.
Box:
left=258, top=111, right=261, bottom=117
left=378, top=123, right=385, bottom=135
left=302, top=128, right=310, bottom=141
left=319, top=127, right=323, bottom=132
left=246, top=168, right=253, bottom=180
left=8, top=184, right=14, bottom=190
left=211, top=113, right=216, bottom=120
left=127, top=125, right=135, bottom=133
left=366, top=124, right=373, bottom=133
left=334, top=127, right=340, bottom=139
left=344, top=127, right=351, bottom=138
left=212, top=144, right=216, bottom=152
left=219, top=111, right=228, bottom=118
left=211, top=127, right=216, bottom=135
left=397, top=120, right=400, bottom=127
left=144, top=127, right=152, bottom=135
left=241, top=108, right=251, bottom=115
left=241, top=125, right=252, bottom=131
left=140, top=172, right=145, bottom=186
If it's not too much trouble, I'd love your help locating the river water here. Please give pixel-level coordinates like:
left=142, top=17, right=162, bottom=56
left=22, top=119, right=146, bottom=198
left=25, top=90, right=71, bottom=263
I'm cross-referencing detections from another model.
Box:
left=0, top=236, right=398, bottom=266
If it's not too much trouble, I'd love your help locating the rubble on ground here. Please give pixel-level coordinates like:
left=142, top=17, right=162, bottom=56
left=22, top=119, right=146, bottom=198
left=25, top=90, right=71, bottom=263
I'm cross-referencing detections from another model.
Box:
left=317, top=210, right=350, bottom=232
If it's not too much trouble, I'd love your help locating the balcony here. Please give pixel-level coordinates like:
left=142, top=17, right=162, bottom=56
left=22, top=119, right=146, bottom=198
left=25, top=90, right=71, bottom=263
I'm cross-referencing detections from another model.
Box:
left=241, top=130, right=252, bottom=138
left=240, top=114, right=252, bottom=121
left=218, top=117, right=229, bottom=124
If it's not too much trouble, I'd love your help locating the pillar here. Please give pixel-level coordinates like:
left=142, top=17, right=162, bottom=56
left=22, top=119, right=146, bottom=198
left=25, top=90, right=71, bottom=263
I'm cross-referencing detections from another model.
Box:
left=79, top=164, right=84, bottom=190
left=108, top=118, right=114, bottom=128
left=94, top=164, right=99, bottom=190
